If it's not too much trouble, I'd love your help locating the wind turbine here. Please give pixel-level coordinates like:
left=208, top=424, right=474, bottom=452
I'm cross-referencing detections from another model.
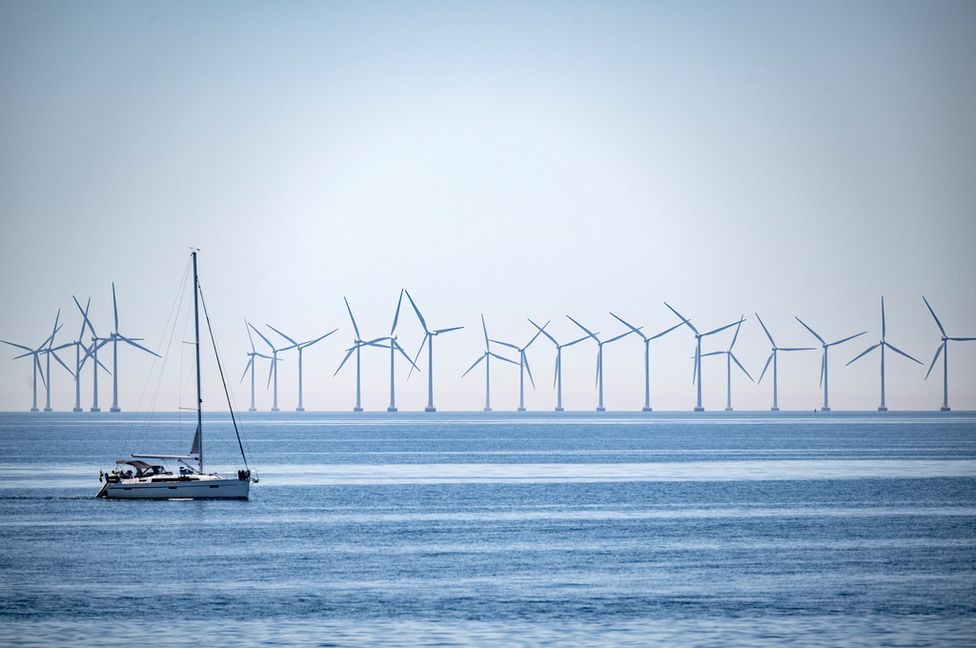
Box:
left=490, top=321, right=548, bottom=412
left=794, top=316, right=865, bottom=412
left=529, top=319, right=589, bottom=412
left=106, top=282, right=160, bottom=412
left=699, top=317, right=752, bottom=411
left=360, top=290, right=420, bottom=412
left=609, top=312, right=686, bottom=411
left=241, top=320, right=272, bottom=412
left=566, top=316, right=635, bottom=412
left=62, top=297, right=110, bottom=412
left=664, top=303, right=743, bottom=412
left=1, top=321, right=60, bottom=412
left=37, top=310, right=74, bottom=411
left=846, top=297, right=922, bottom=412
left=269, top=323, right=337, bottom=412
left=79, top=303, right=112, bottom=412
left=921, top=296, right=975, bottom=412
left=334, top=297, right=373, bottom=412
left=755, top=314, right=814, bottom=412
left=461, top=315, right=518, bottom=412
left=404, top=290, right=463, bottom=412
left=248, top=321, right=286, bottom=412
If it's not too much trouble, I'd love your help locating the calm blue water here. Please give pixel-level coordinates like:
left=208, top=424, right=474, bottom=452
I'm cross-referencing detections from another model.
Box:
left=1, top=411, right=975, bottom=646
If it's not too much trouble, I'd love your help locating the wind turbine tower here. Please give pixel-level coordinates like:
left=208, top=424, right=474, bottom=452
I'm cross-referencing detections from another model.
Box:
left=404, top=290, right=463, bottom=412
left=921, top=296, right=975, bottom=412
left=699, top=317, right=752, bottom=411
left=755, top=314, right=814, bottom=412
left=566, top=316, right=635, bottom=412
left=610, top=312, right=685, bottom=411
left=794, top=316, right=865, bottom=412
left=106, top=283, right=160, bottom=412
left=665, top=303, right=743, bottom=412
left=490, top=321, right=547, bottom=412
left=462, top=315, right=518, bottom=411
left=846, top=297, right=922, bottom=412
left=269, top=323, right=337, bottom=412
left=248, top=322, right=286, bottom=412
left=529, top=319, right=588, bottom=412
left=241, top=320, right=272, bottom=412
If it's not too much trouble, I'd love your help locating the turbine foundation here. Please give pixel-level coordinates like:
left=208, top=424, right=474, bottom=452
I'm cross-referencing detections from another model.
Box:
left=555, top=407, right=564, bottom=412
left=724, top=407, right=733, bottom=412
left=694, top=406, right=704, bottom=412
left=941, top=406, right=951, bottom=412
left=353, top=407, right=363, bottom=412
left=90, top=407, right=100, bottom=413
left=110, top=407, right=121, bottom=413
left=820, top=407, right=831, bottom=413
left=271, top=407, right=279, bottom=412
left=517, top=407, right=526, bottom=412
left=295, top=407, right=305, bottom=412
left=877, top=406, right=888, bottom=412
left=30, top=407, right=39, bottom=412
left=425, top=406, right=436, bottom=413
left=483, top=407, right=492, bottom=412
left=770, top=407, right=779, bottom=412
left=596, top=407, right=606, bottom=412
left=73, top=407, right=82, bottom=413
left=43, top=407, right=52, bottom=412
left=387, top=407, right=397, bottom=413
left=642, top=407, right=652, bottom=412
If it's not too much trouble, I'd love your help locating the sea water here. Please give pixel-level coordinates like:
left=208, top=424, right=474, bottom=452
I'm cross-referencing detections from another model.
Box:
left=0, top=411, right=974, bottom=646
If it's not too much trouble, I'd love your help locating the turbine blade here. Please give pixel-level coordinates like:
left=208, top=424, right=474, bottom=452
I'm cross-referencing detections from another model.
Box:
left=524, top=351, right=536, bottom=389
left=394, top=339, right=420, bottom=372
left=650, top=321, right=685, bottom=340
left=728, top=316, right=745, bottom=350
left=794, top=316, right=825, bottom=345
left=529, top=318, right=559, bottom=346
left=553, top=352, right=559, bottom=388
left=36, top=355, right=47, bottom=389
left=562, top=335, right=590, bottom=348
left=248, top=322, right=275, bottom=350
left=692, top=345, right=699, bottom=384
left=827, top=331, right=866, bottom=347
left=604, top=329, right=635, bottom=344
left=731, top=353, right=754, bottom=382
left=391, top=289, right=404, bottom=334
left=846, top=343, right=881, bottom=366
left=245, top=319, right=257, bottom=353
left=609, top=312, right=646, bottom=340
left=1, top=340, right=34, bottom=353
left=779, top=347, right=815, bottom=352
left=404, top=290, right=429, bottom=334
left=885, top=342, right=922, bottom=365
left=758, top=352, right=774, bottom=383
left=921, top=296, right=946, bottom=337
left=663, top=302, right=698, bottom=334
left=754, top=313, right=775, bottom=346
left=819, top=352, right=825, bottom=388
left=241, top=357, right=253, bottom=383
left=407, top=334, right=428, bottom=380
left=302, top=328, right=338, bottom=348
left=489, top=338, right=520, bottom=350
left=702, top=319, right=743, bottom=337
left=489, top=351, right=519, bottom=366
left=334, top=347, right=355, bottom=376
left=462, top=354, right=485, bottom=378
left=524, top=321, right=549, bottom=350
left=266, top=357, right=274, bottom=388
left=52, top=351, right=74, bottom=376
left=881, top=296, right=886, bottom=339
left=481, top=314, right=489, bottom=349
left=119, top=335, right=161, bottom=358
left=566, top=315, right=598, bottom=341
left=112, top=282, right=119, bottom=332
left=434, top=326, right=463, bottom=334
left=949, top=337, right=976, bottom=342
left=344, top=297, right=361, bottom=340
left=925, top=344, right=944, bottom=380
left=267, top=324, right=298, bottom=347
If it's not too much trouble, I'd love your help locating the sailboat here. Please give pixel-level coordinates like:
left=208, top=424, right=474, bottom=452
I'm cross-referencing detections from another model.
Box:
left=96, top=250, right=256, bottom=500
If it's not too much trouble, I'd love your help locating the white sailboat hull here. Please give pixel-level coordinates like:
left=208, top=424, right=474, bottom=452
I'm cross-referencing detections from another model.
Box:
left=99, top=475, right=250, bottom=500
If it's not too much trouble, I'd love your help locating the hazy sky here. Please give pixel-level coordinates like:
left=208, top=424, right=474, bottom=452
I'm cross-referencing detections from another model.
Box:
left=1, top=0, right=975, bottom=412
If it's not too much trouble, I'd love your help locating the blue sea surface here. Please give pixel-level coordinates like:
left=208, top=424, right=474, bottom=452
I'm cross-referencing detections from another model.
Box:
left=1, top=411, right=974, bottom=646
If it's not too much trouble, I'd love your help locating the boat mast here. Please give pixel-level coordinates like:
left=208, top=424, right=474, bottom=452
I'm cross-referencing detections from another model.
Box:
left=192, top=250, right=203, bottom=474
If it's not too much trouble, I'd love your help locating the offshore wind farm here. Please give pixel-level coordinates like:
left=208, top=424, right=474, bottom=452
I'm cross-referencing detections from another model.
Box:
left=2, top=286, right=973, bottom=413
left=1, top=2, right=975, bottom=647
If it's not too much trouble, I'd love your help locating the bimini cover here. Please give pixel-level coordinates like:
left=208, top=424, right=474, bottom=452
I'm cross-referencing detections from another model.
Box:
left=116, top=459, right=153, bottom=472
